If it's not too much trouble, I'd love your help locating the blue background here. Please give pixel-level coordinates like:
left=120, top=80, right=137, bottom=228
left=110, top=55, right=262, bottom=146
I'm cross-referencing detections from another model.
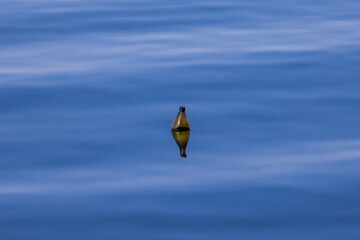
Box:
left=1, top=0, right=360, bottom=239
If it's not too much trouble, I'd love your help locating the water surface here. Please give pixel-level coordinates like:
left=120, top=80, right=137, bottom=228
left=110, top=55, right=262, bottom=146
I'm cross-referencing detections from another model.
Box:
left=1, top=0, right=360, bottom=239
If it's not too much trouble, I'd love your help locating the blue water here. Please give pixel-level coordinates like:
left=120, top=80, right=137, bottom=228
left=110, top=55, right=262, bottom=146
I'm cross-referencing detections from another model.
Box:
left=1, top=0, right=360, bottom=239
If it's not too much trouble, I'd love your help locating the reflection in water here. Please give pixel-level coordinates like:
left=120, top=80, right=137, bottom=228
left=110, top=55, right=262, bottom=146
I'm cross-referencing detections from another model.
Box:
left=171, top=106, right=190, bottom=157
left=172, top=130, right=190, bottom=157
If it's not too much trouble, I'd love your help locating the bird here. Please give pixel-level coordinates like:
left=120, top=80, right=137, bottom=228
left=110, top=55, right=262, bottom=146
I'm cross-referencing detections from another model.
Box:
left=171, top=106, right=190, bottom=157
left=171, top=106, right=190, bottom=131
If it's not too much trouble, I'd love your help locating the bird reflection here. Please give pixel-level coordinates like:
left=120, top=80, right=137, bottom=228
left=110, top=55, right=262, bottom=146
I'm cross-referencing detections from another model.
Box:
left=172, top=130, right=190, bottom=157
left=171, top=106, right=190, bottom=157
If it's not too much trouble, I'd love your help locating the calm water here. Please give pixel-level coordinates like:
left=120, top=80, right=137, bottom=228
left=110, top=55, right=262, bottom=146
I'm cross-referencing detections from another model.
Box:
left=1, top=0, right=360, bottom=239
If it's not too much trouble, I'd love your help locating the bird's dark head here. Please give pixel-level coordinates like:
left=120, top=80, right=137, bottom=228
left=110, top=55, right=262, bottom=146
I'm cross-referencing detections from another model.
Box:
left=179, top=106, right=186, bottom=112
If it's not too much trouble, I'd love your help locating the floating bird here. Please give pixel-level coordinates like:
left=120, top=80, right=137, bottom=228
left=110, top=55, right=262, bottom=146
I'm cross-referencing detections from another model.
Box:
left=171, top=106, right=190, bottom=157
